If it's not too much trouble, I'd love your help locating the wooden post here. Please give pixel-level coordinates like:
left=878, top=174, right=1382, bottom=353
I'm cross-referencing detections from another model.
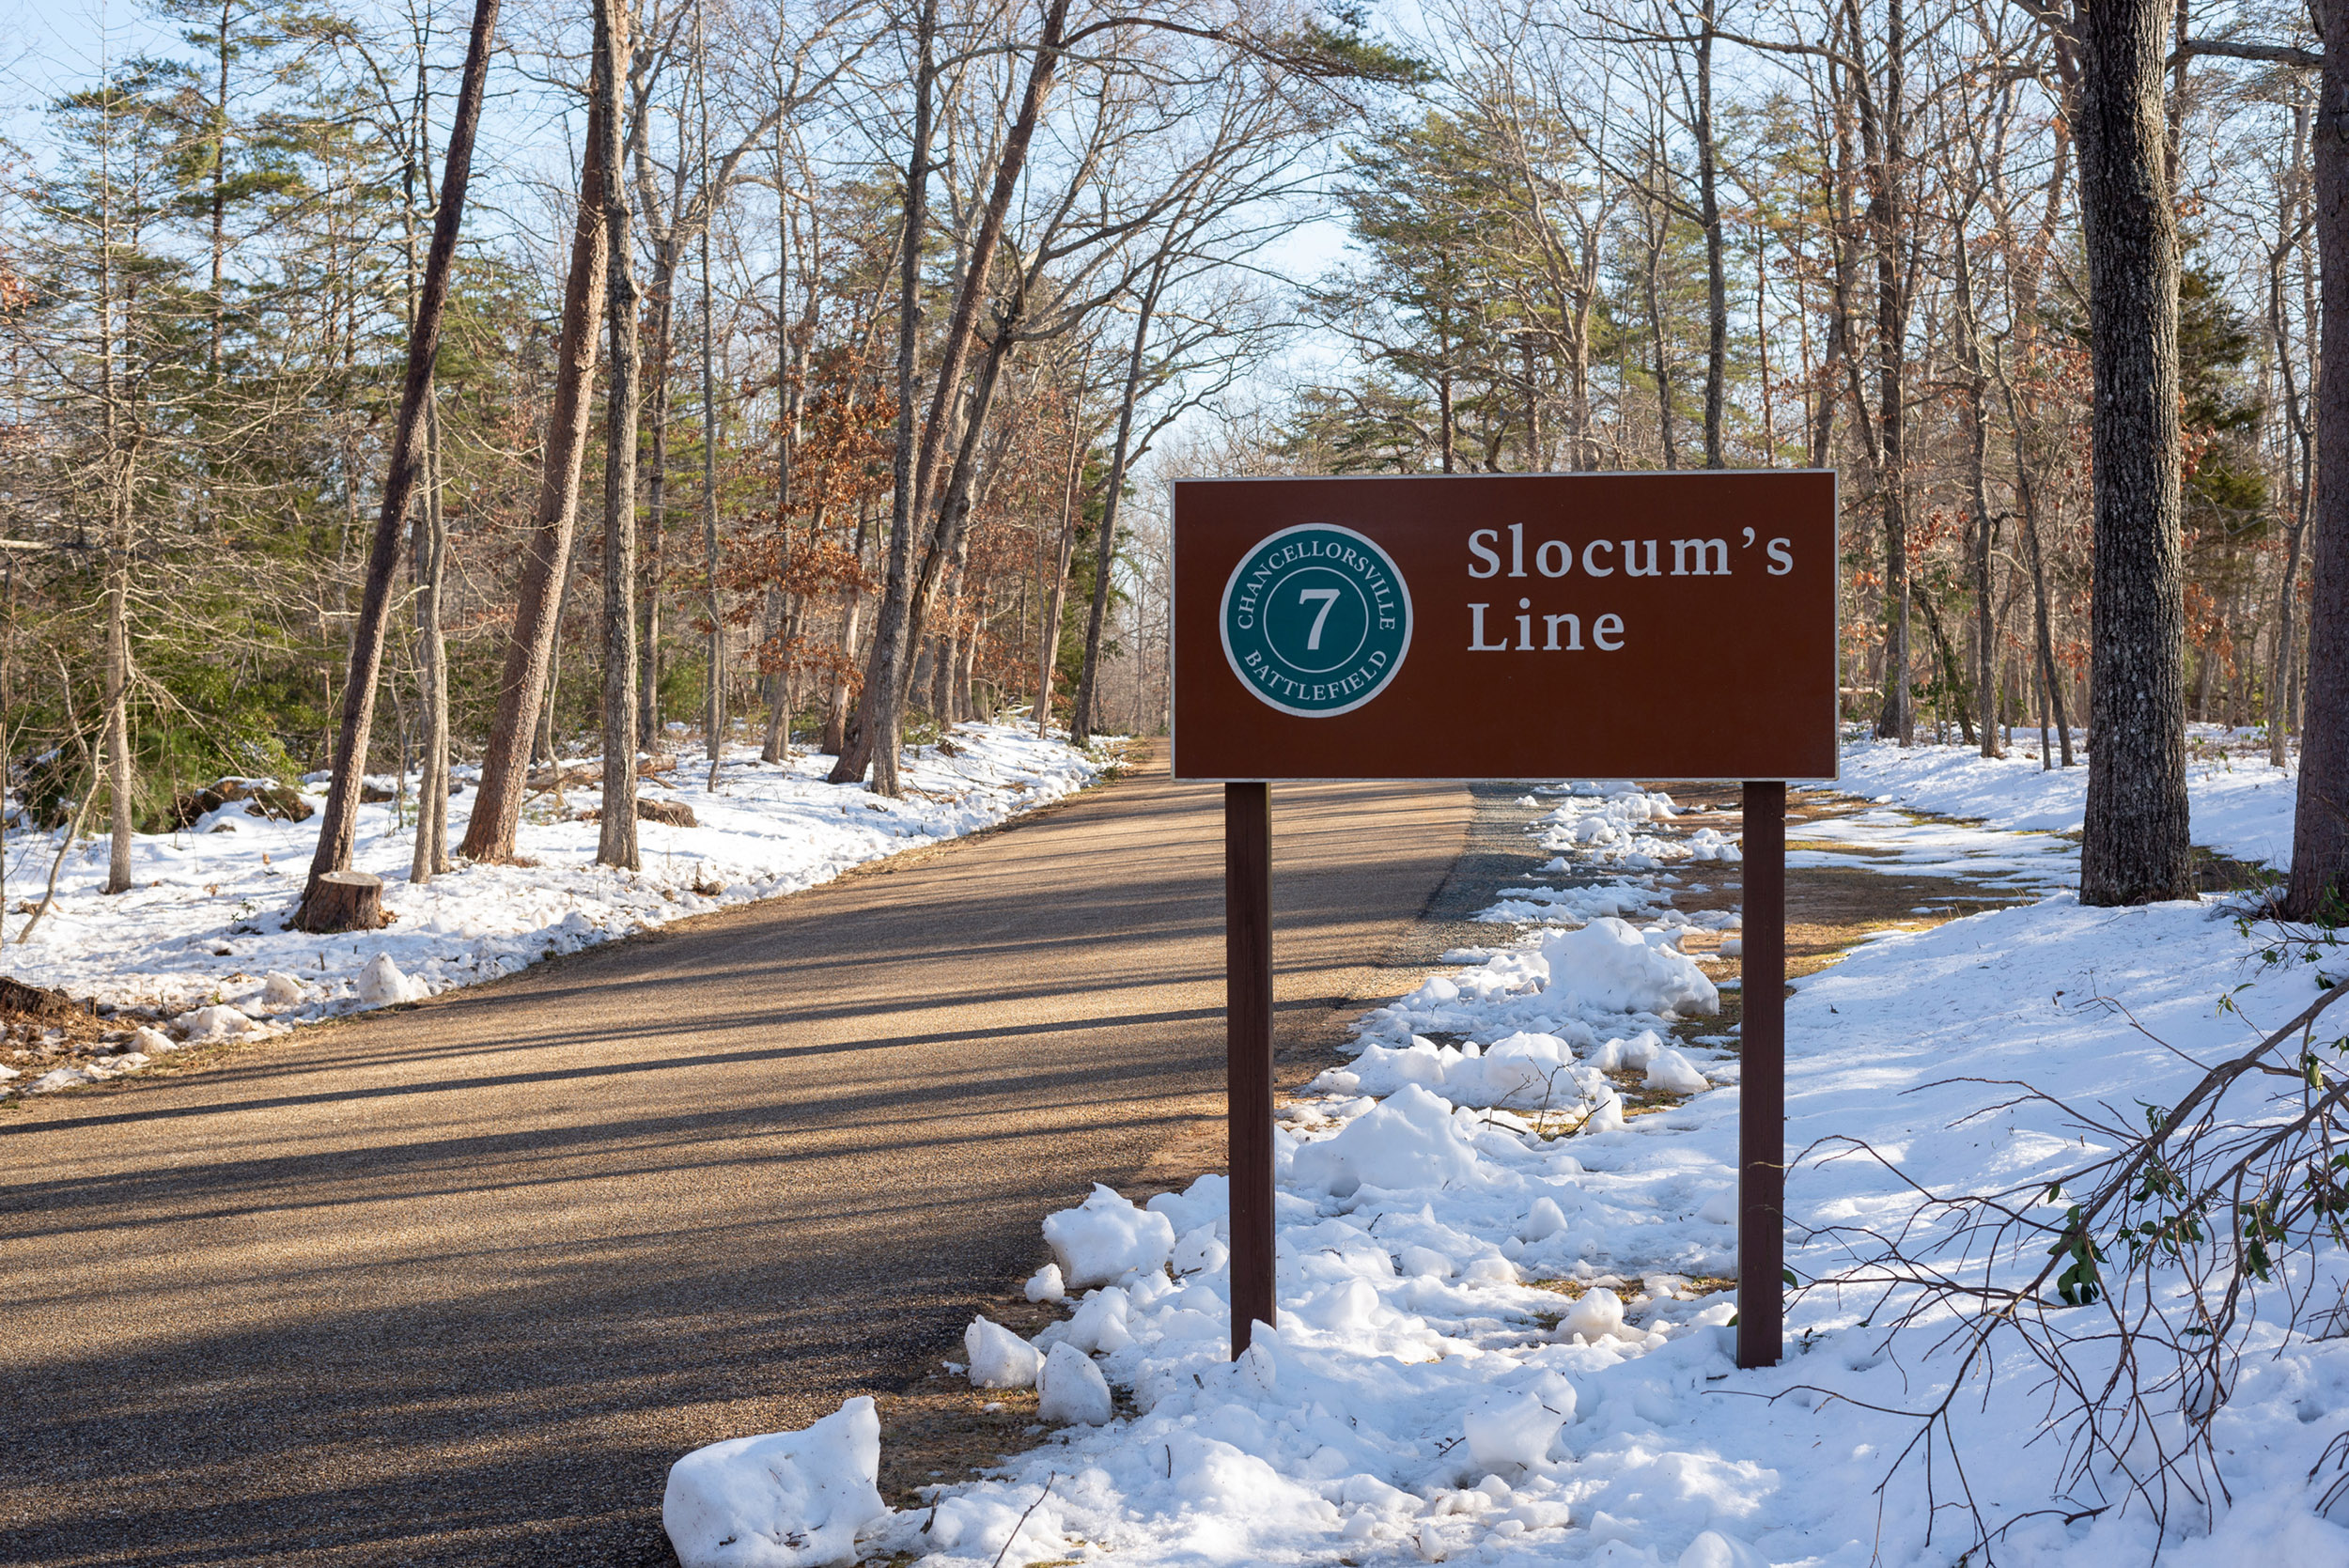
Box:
left=1226, top=781, right=1274, bottom=1358
left=1737, top=781, right=1786, bottom=1368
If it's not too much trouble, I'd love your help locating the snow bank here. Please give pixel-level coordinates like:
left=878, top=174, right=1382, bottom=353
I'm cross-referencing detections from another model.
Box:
left=1843, top=726, right=2300, bottom=870
left=1, top=723, right=1110, bottom=1098
left=662, top=1397, right=888, bottom=1567
left=869, top=756, right=2349, bottom=1566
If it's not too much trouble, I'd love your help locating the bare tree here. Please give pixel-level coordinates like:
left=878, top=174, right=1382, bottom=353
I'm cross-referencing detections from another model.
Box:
left=297, top=0, right=501, bottom=930
left=459, top=85, right=611, bottom=862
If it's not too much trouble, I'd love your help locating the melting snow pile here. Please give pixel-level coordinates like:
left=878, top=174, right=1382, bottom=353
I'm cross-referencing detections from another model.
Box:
left=834, top=764, right=2349, bottom=1565
left=663, top=1396, right=889, bottom=1567
left=1, top=723, right=1108, bottom=1097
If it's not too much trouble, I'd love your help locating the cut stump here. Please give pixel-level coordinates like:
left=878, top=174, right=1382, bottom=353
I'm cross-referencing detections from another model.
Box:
left=296, top=870, right=386, bottom=934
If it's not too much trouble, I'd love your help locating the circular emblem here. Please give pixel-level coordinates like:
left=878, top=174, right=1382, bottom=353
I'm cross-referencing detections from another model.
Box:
left=1220, top=522, right=1412, bottom=718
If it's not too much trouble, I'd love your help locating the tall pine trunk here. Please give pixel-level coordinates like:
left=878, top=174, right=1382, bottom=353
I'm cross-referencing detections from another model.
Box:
left=2077, top=0, right=2193, bottom=905
left=1864, top=0, right=1914, bottom=746
left=596, top=0, right=642, bottom=870
left=2289, top=10, right=2349, bottom=917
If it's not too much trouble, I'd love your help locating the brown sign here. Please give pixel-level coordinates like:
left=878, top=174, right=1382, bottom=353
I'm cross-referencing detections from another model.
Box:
left=1172, top=472, right=1838, bottom=781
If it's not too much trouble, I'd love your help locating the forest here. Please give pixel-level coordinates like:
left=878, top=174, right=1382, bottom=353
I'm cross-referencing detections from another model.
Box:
left=0, top=0, right=2333, bottom=923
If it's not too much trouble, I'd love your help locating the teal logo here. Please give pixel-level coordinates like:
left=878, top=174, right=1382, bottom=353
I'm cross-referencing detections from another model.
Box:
left=1221, top=522, right=1412, bottom=717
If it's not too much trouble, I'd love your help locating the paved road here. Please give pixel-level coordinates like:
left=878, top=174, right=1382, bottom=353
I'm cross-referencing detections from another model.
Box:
left=0, top=751, right=1470, bottom=1566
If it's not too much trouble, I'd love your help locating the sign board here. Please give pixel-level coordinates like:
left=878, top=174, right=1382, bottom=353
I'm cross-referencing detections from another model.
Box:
left=1173, top=472, right=1838, bottom=782
left=1174, top=470, right=1837, bottom=1373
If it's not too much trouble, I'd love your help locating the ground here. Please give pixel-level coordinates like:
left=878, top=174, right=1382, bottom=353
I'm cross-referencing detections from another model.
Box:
left=7, top=724, right=2341, bottom=1568
left=811, top=728, right=2347, bottom=1568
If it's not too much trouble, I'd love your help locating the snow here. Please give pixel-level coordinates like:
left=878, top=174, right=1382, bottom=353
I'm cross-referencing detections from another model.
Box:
left=1463, top=1382, right=1575, bottom=1471
left=1641, top=1048, right=1711, bottom=1094
left=1559, top=1285, right=1626, bottom=1343
left=831, top=730, right=2349, bottom=1566
left=1289, top=1081, right=1486, bottom=1198
left=1041, top=1182, right=1177, bottom=1289
left=355, top=953, right=424, bottom=1006
left=962, top=1316, right=1040, bottom=1389
left=1539, top=917, right=1719, bottom=1017
left=1841, top=724, right=2300, bottom=870
left=1059, top=1285, right=1138, bottom=1354
left=662, top=1396, right=889, bottom=1568
left=173, top=1004, right=258, bottom=1042
left=1, top=723, right=1108, bottom=1096
left=1034, top=1342, right=1115, bottom=1426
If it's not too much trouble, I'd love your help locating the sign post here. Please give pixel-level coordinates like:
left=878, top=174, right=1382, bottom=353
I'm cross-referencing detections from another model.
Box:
left=1736, top=781, right=1786, bottom=1370
left=1174, top=472, right=1834, bottom=1369
left=1224, top=781, right=1276, bottom=1356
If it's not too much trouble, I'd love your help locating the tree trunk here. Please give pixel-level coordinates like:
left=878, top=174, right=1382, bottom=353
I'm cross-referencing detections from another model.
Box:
left=2020, top=491, right=2073, bottom=767
left=827, top=0, right=935, bottom=791
left=1847, top=0, right=1915, bottom=746
left=1918, top=587, right=1976, bottom=746
left=1812, top=64, right=1859, bottom=473
left=1694, top=0, right=1726, bottom=469
left=101, top=556, right=132, bottom=893
left=759, top=591, right=793, bottom=763
left=1643, top=211, right=1677, bottom=469
left=97, top=75, right=136, bottom=897
left=832, top=0, right=1072, bottom=793
left=897, top=316, right=1019, bottom=693
left=823, top=505, right=873, bottom=756
left=957, top=603, right=985, bottom=722
left=2274, top=509, right=2310, bottom=768
left=702, top=151, right=724, bottom=790
left=639, top=268, right=675, bottom=744
left=1033, top=516, right=1079, bottom=734
left=823, top=594, right=863, bottom=756
left=930, top=598, right=959, bottom=722
left=596, top=0, right=642, bottom=871
left=541, top=579, right=568, bottom=776
left=411, top=393, right=451, bottom=881
left=1073, top=263, right=1167, bottom=746
left=1955, top=233, right=2001, bottom=758
left=460, top=85, right=608, bottom=862
left=2077, top=0, right=2193, bottom=905
left=2288, top=11, right=2349, bottom=916
left=2269, top=104, right=2314, bottom=768
left=300, top=0, right=500, bottom=929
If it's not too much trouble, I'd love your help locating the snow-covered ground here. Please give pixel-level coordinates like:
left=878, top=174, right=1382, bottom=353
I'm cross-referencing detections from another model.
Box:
left=1841, top=723, right=2300, bottom=872
left=1, top=722, right=1112, bottom=1095
left=671, top=733, right=2349, bottom=1568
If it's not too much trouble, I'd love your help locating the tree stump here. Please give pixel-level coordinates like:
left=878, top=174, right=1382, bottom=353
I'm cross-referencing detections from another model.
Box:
left=297, top=870, right=385, bottom=934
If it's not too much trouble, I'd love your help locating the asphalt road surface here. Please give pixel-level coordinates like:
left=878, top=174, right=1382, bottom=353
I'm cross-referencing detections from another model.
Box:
left=0, top=750, right=1470, bottom=1566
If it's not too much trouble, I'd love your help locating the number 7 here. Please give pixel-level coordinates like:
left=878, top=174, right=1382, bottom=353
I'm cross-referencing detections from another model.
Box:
left=1299, top=588, right=1341, bottom=649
